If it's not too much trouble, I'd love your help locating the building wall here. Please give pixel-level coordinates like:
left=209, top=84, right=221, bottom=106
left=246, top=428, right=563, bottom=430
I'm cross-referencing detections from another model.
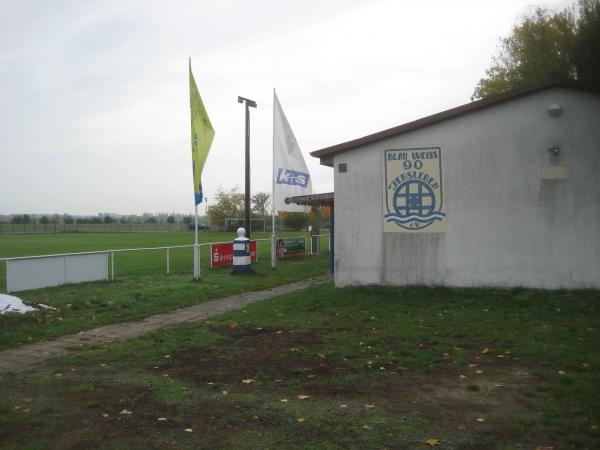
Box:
left=332, top=88, right=600, bottom=289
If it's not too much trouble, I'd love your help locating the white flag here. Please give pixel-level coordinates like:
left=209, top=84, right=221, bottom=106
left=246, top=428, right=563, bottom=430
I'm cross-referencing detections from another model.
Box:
left=272, top=90, right=312, bottom=212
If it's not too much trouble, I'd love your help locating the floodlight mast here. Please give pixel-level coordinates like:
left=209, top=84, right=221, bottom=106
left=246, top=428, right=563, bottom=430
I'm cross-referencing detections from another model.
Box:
left=238, top=96, right=257, bottom=239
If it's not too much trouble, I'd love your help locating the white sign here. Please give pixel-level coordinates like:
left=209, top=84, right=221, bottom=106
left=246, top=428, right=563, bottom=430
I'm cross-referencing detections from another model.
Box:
left=383, top=147, right=446, bottom=233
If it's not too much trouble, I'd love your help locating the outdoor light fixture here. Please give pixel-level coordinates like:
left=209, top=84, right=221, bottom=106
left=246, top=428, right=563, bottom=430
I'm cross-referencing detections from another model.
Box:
left=238, top=95, right=257, bottom=239
left=547, top=145, right=560, bottom=156
left=547, top=104, right=563, bottom=117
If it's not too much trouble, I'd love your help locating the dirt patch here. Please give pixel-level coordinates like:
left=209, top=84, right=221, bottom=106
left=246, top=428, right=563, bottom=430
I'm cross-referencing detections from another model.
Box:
left=164, top=327, right=349, bottom=386
left=0, top=381, right=191, bottom=450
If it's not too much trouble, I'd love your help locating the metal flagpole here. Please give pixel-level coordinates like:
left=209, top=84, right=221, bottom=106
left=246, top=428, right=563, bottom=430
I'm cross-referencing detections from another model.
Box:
left=271, top=210, right=276, bottom=270
left=194, top=204, right=200, bottom=280
left=271, top=89, right=277, bottom=270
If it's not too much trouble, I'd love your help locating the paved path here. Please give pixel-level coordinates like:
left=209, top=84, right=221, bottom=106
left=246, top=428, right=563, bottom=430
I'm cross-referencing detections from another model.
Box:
left=0, top=274, right=330, bottom=374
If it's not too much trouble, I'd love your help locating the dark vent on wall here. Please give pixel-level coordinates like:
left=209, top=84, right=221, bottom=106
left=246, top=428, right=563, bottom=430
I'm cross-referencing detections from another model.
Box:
left=338, top=163, right=348, bottom=173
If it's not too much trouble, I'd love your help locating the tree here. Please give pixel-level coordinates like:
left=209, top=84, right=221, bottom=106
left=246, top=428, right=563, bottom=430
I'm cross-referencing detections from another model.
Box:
left=166, top=215, right=176, bottom=223
left=63, top=214, right=74, bottom=224
left=251, top=192, right=271, bottom=217
left=103, top=215, right=114, bottom=224
left=39, top=216, right=50, bottom=224
left=183, top=215, right=193, bottom=225
left=145, top=216, right=157, bottom=224
left=572, top=0, right=600, bottom=85
left=282, top=212, right=309, bottom=231
left=473, top=0, right=599, bottom=100
left=207, top=186, right=245, bottom=225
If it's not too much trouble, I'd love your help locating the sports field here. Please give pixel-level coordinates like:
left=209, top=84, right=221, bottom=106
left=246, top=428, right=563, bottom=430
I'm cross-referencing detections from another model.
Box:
left=0, top=231, right=330, bottom=290
left=0, top=232, right=330, bottom=350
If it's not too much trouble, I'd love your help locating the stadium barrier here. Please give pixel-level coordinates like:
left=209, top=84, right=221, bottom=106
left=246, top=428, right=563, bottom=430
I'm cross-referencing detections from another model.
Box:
left=0, top=234, right=330, bottom=293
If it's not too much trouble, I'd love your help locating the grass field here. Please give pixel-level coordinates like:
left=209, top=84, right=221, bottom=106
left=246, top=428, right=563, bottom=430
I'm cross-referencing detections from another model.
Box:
left=0, top=232, right=330, bottom=350
left=1, top=284, right=598, bottom=449
left=0, top=231, right=330, bottom=290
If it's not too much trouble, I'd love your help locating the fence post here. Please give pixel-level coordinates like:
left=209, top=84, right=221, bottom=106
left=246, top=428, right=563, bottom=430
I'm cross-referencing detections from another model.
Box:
left=111, top=251, right=115, bottom=281
left=166, top=248, right=170, bottom=275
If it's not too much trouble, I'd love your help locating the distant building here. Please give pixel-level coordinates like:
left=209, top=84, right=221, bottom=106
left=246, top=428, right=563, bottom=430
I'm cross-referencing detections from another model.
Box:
left=311, top=82, right=600, bottom=289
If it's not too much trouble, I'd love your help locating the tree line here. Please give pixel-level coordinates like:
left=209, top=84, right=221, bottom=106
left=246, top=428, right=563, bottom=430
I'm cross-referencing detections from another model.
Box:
left=207, top=187, right=330, bottom=231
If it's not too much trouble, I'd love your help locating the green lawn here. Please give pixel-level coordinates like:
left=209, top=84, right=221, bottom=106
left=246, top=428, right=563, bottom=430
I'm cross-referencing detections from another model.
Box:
left=0, top=232, right=330, bottom=350
left=0, top=232, right=330, bottom=285
left=1, top=284, right=598, bottom=449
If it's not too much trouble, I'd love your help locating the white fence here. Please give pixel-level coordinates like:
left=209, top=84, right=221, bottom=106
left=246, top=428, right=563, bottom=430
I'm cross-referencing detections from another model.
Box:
left=5, top=252, right=109, bottom=293
left=1, top=234, right=330, bottom=293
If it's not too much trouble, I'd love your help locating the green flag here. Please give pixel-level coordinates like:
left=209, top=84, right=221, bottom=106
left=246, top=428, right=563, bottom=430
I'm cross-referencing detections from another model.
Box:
left=189, top=59, right=215, bottom=205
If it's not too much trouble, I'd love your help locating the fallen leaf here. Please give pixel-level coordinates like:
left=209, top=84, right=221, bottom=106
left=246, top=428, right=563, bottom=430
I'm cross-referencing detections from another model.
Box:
left=340, top=404, right=348, bottom=408
left=475, top=370, right=483, bottom=374
left=481, top=347, right=490, bottom=354
left=459, top=375, right=467, bottom=379
left=222, top=390, right=228, bottom=396
left=307, top=374, right=316, bottom=379
left=227, top=320, right=238, bottom=329
left=557, top=370, right=566, bottom=375
left=361, top=424, right=372, bottom=430
left=119, top=409, right=132, bottom=415
left=425, top=438, right=440, bottom=446
left=318, top=353, right=327, bottom=359
left=476, top=417, right=485, bottom=422
left=22, top=398, right=33, bottom=403
left=364, top=403, right=376, bottom=410
left=157, top=417, right=168, bottom=421
left=297, top=417, right=305, bottom=423
left=297, top=395, right=310, bottom=400
left=280, top=398, right=288, bottom=403
left=184, top=428, right=193, bottom=432
left=241, top=379, right=255, bottom=384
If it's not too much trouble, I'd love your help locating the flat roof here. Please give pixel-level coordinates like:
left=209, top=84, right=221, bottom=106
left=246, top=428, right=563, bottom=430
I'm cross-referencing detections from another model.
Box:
left=310, top=81, right=599, bottom=165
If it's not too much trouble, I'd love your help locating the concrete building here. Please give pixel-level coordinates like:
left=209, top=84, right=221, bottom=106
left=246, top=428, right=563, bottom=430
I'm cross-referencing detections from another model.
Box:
left=311, top=82, right=600, bottom=289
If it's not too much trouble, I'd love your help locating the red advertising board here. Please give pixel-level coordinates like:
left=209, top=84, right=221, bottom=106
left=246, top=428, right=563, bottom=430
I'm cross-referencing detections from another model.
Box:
left=210, top=240, right=258, bottom=268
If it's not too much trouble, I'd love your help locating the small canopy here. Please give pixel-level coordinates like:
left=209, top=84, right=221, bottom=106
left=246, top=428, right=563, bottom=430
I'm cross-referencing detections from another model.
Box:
left=284, top=192, right=335, bottom=274
left=285, top=192, right=334, bottom=207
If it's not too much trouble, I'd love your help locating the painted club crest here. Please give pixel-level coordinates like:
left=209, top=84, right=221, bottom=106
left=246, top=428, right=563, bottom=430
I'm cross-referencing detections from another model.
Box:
left=383, top=147, right=446, bottom=233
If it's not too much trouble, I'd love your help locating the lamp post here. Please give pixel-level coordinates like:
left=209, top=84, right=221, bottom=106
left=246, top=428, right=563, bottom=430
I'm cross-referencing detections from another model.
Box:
left=238, top=96, right=257, bottom=239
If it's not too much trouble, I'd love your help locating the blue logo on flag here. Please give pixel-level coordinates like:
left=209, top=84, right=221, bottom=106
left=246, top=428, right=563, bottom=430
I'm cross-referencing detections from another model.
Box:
left=276, top=168, right=310, bottom=187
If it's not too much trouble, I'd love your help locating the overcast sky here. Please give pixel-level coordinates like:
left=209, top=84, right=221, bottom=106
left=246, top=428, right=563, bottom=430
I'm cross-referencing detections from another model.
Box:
left=0, top=0, right=572, bottom=215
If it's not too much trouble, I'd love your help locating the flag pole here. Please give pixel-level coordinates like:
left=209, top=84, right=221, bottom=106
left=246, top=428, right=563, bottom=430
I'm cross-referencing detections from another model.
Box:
left=271, top=89, right=277, bottom=270
left=194, top=203, right=200, bottom=280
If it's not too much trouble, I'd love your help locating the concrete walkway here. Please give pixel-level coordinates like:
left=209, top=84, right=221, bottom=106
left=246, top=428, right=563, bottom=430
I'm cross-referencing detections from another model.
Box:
left=0, top=274, right=330, bottom=374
